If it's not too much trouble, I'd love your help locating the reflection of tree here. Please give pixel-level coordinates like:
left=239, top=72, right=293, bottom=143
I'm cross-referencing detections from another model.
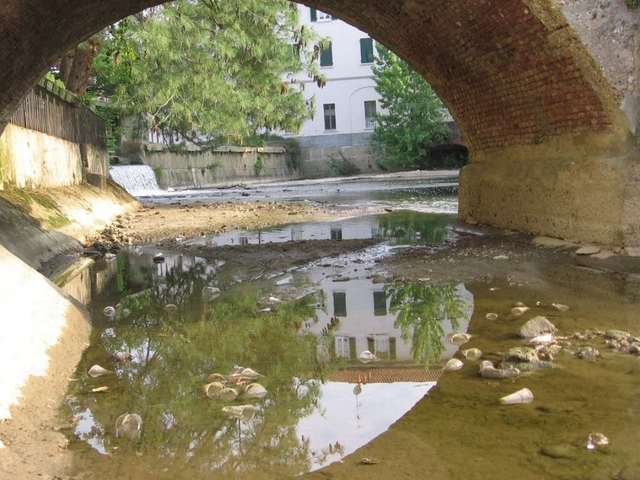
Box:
left=378, top=211, right=451, bottom=244
left=66, top=262, right=336, bottom=478
left=385, top=283, right=463, bottom=367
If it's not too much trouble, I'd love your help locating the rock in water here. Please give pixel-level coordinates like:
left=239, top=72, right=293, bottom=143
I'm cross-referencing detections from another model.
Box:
left=552, top=303, right=569, bottom=312
left=115, top=413, right=142, bottom=440
left=519, top=316, right=557, bottom=338
left=446, top=332, right=472, bottom=346
left=576, top=246, right=601, bottom=255
left=504, top=347, right=539, bottom=363
left=605, top=329, right=631, bottom=341
left=511, top=307, right=529, bottom=316
left=481, top=365, right=520, bottom=379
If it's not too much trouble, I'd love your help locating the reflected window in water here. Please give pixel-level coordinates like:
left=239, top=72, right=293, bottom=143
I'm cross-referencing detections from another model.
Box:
left=291, top=227, right=304, bottom=241
left=330, top=227, right=343, bottom=241
left=335, top=336, right=351, bottom=359
left=333, top=291, right=347, bottom=317
left=373, top=291, right=387, bottom=316
left=239, top=236, right=249, bottom=245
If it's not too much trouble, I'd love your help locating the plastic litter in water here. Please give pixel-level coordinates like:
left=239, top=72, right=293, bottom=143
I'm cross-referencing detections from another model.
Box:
left=500, top=388, right=534, bottom=405
left=444, top=358, right=464, bottom=371
left=115, top=413, right=142, bottom=440
left=88, top=365, right=113, bottom=378
left=485, top=313, right=498, bottom=320
left=103, top=306, right=116, bottom=318
left=358, top=350, right=380, bottom=363
left=461, top=348, right=482, bottom=361
left=222, top=405, right=256, bottom=421
left=586, top=432, right=609, bottom=451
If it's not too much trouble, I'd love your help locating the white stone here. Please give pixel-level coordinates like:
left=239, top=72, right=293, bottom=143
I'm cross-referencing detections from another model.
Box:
left=591, top=250, right=615, bottom=260
left=576, top=245, right=601, bottom=255
left=626, top=247, right=640, bottom=257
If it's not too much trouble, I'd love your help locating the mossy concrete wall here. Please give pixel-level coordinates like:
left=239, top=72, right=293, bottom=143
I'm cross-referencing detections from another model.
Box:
left=145, top=145, right=299, bottom=189
left=0, top=124, right=109, bottom=190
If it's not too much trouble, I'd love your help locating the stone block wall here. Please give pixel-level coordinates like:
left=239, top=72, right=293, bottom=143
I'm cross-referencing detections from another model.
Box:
left=145, top=145, right=299, bottom=189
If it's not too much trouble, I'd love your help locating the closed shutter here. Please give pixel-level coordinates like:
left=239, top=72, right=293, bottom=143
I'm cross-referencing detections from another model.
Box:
left=360, top=38, right=374, bottom=64
left=349, top=337, right=357, bottom=360
left=367, top=336, right=375, bottom=353
left=310, top=8, right=317, bottom=21
left=320, top=42, right=333, bottom=67
left=389, top=337, right=397, bottom=360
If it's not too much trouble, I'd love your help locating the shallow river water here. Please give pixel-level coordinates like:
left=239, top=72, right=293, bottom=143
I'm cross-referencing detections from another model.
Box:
left=62, top=178, right=640, bottom=479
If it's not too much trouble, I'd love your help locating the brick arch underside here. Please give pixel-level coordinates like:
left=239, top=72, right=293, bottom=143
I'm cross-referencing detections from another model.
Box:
left=0, top=0, right=616, bottom=153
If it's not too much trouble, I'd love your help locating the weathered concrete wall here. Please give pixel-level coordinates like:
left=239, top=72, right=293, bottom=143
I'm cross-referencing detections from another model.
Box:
left=0, top=124, right=109, bottom=190
left=145, top=145, right=299, bottom=188
left=297, top=132, right=384, bottom=178
left=0, top=124, right=83, bottom=189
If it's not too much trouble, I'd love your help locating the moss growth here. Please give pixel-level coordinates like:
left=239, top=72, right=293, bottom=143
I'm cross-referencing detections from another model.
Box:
left=45, top=213, right=72, bottom=230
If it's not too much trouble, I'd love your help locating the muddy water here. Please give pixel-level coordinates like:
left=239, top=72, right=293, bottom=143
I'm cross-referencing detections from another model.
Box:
left=62, top=210, right=640, bottom=479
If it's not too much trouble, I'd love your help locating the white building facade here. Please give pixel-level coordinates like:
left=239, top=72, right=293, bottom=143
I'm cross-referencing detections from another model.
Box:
left=287, top=6, right=387, bottom=177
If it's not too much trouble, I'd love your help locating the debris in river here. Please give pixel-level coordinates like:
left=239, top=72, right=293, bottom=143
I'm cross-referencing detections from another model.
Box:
left=153, top=253, right=165, bottom=263
left=446, top=332, right=472, bottom=346
left=222, top=405, right=256, bottom=421
left=511, top=306, right=529, bottom=316
left=353, top=384, right=362, bottom=395
left=204, top=382, right=225, bottom=399
left=500, top=388, right=534, bottom=405
left=230, top=368, right=264, bottom=380
left=219, top=388, right=239, bottom=402
left=207, top=373, right=225, bottom=383
left=586, top=432, right=609, bottom=451
left=519, top=316, right=557, bottom=338
left=493, top=255, right=509, bottom=261
left=576, top=246, right=601, bottom=255
left=115, top=413, right=142, bottom=440
left=244, top=383, right=267, bottom=399
left=360, top=458, right=379, bottom=465
left=552, top=303, right=569, bottom=312
left=485, top=313, right=498, bottom=320
left=358, top=350, right=380, bottom=363
left=275, top=274, right=293, bottom=286
left=88, top=365, right=113, bottom=378
left=164, top=304, right=178, bottom=314
left=103, top=306, right=116, bottom=318
left=444, top=358, right=464, bottom=371
left=90, top=386, right=109, bottom=393
left=462, top=348, right=482, bottom=361
left=528, top=333, right=554, bottom=345
left=202, top=286, right=221, bottom=302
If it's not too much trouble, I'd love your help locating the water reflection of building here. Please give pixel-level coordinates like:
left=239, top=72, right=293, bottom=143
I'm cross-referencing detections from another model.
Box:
left=311, top=279, right=473, bottom=364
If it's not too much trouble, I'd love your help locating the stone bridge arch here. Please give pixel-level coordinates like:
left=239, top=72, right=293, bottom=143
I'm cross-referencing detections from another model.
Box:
left=0, top=0, right=637, bottom=246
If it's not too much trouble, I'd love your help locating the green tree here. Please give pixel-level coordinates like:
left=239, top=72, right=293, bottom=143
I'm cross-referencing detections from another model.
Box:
left=86, top=0, right=327, bottom=145
left=371, top=45, right=451, bottom=169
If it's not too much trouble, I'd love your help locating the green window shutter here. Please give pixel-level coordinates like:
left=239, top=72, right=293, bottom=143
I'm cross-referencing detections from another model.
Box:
left=360, top=38, right=374, bottom=64
left=349, top=337, right=357, bottom=360
left=389, top=337, right=397, bottom=360
left=367, top=336, right=375, bottom=353
left=320, top=42, right=333, bottom=67
left=310, top=8, right=317, bottom=22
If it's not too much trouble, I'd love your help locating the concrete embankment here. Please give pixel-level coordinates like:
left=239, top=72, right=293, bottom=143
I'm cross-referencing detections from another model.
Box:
left=0, top=181, right=138, bottom=272
left=0, top=181, right=138, bottom=477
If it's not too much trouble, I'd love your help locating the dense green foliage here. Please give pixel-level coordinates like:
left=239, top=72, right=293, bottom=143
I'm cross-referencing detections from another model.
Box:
left=371, top=45, right=451, bottom=169
left=89, top=0, right=327, bottom=145
left=326, top=151, right=361, bottom=177
left=386, top=282, right=464, bottom=367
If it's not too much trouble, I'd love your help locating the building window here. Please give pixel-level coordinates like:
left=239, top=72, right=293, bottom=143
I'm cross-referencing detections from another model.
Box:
left=333, top=291, right=347, bottom=317
left=364, top=101, right=377, bottom=129
left=310, top=8, right=332, bottom=22
left=335, top=336, right=350, bottom=359
left=320, top=42, right=333, bottom=67
left=324, top=103, right=337, bottom=131
left=373, top=291, right=387, bottom=316
left=360, top=38, right=374, bottom=64
left=330, top=227, right=343, bottom=240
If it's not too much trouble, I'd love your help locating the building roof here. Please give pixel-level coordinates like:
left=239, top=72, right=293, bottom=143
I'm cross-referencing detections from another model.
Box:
left=328, top=367, right=443, bottom=384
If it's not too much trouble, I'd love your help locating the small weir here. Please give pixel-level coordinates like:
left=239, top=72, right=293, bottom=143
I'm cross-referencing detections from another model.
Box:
left=109, top=165, right=161, bottom=195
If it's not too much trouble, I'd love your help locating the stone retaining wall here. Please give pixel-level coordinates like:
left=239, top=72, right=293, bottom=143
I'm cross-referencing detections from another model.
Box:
left=144, top=144, right=299, bottom=188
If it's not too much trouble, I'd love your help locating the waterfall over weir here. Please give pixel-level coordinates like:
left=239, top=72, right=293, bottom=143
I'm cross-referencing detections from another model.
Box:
left=110, top=165, right=161, bottom=195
